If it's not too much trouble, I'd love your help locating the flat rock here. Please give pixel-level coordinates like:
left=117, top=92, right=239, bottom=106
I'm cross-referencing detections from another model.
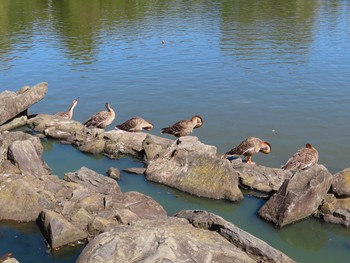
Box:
left=122, top=167, right=146, bottom=175
left=146, top=136, right=243, bottom=201
left=258, top=164, right=333, bottom=228
left=64, top=166, right=122, bottom=196
left=0, top=82, right=48, bottom=126
left=76, top=217, right=257, bottom=263
left=175, top=210, right=296, bottom=263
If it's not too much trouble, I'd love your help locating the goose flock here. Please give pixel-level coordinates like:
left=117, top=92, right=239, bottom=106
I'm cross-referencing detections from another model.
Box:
left=55, top=100, right=319, bottom=171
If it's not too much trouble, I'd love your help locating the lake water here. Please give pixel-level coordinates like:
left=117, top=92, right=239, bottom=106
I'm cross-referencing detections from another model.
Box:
left=1, top=0, right=350, bottom=262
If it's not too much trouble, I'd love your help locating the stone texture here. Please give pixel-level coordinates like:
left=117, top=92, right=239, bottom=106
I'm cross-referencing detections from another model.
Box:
left=331, top=167, right=350, bottom=197
left=7, top=140, right=48, bottom=176
left=38, top=209, right=88, bottom=248
left=258, top=165, right=333, bottom=227
left=107, top=167, right=120, bottom=180
left=317, top=194, right=350, bottom=227
left=146, top=136, right=243, bottom=201
left=76, top=217, right=257, bottom=263
left=231, top=159, right=293, bottom=194
left=175, top=210, right=296, bottom=263
left=0, top=82, right=48, bottom=126
left=122, top=167, right=146, bottom=175
left=64, top=166, right=122, bottom=196
left=0, top=116, right=27, bottom=132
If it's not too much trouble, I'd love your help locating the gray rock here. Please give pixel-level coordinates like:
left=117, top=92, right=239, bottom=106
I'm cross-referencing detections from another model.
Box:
left=146, top=136, right=243, bottom=201
left=231, top=160, right=293, bottom=194
left=0, top=116, right=27, bottom=132
left=122, top=167, right=146, bottom=175
left=142, top=134, right=173, bottom=162
left=107, top=167, right=121, bottom=180
left=64, top=166, right=122, bottom=196
left=0, top=176, right=53, bottom=221
left=258, top=164, right=333, bottom=228
left=7, top=140, right=48, bottom=176
left=175, top=210, right=296, bottom=263
left=27, top=114, right=85, bottom=137
left=317, top=194, right=350, bottom=227
left=38, top=209, right=88, bottom=249
left=331, top=167, right=350, bottom=197
left=0, top=82, right=48, bottom=126
left=76, top=217, right=257, bottom=263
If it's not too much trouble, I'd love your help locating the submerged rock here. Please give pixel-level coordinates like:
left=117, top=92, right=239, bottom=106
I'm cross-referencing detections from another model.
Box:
left=146, top=136, right=243, bottom=202
left=0, top=82, right=48, bottom=126
left=258, top=165, right=333, bottom=228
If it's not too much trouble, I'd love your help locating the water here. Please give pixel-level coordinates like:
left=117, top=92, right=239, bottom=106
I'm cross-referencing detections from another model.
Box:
left=1, top=0, right=350, bottom=262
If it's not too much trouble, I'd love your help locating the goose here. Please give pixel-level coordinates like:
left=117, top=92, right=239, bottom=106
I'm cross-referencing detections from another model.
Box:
left=84, top=102, right=115, bottom=129
left=54, top=98, right=78, bottom=120
left=281, top=143, right=319, bottom=171
left=225, top=137, right=271, bottom=164
left=160, top=115, right=203, bottom=137
left=115, top=117, right=153, bottom=132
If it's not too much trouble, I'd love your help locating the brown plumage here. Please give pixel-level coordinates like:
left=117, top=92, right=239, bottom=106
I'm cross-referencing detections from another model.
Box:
left=281, top=143, right=319, bottom=171
left=115, top=117, right=153, bottom=132
left=225, top=137, right=271, bottom=164
left=84, top=102, right=115, bottom=129
left=161, top=115, right=203, bottom=137
left=54, top=98, right=78, bottom=120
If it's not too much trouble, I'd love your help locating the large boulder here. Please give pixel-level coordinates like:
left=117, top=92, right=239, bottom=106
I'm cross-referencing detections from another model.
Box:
left=331, top=167, right=350, bottom=197
left=0, top=82, right=48, bottom=126
left=145, top=136, right=243, bottom=201
left=76, top=217, right=258, bottom=263
left=175, top=210, right=296, bottom=263
left=258, top=165, right=333, bottom=227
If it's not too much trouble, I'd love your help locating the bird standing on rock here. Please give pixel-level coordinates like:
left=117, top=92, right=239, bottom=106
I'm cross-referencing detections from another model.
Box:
left=54, top=98, right=78, bottom=120
left=225, top=137, right=271, bottom=164
left=161, top=115, right=203, bottom=137
left=281, top=143, right=319, bottom=171
left=84, top=102, right=115, bottom=129
left=115, top=117, right=153, bottom=132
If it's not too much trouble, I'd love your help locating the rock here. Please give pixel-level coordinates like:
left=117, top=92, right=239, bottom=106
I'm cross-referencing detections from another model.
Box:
left=0, top=176, right=53, bottom=221
left=64, top=166, right=122, bottom=196
left=0, top=82, right=48, bottom=126
left=78, top=139, right=106, bottom=154
left=107, top=167, right=120, bottom=180
left=258, top=165, right=333, bottom=228
left=7, top=140, right=49, bottom=176
left=0, top=116, right=27, bottom=132
left=146, top=136, right=243, bottom=202
left=317, top=194, right=350, bottom=227
left=142, top=134, right=173, bottom=162
left=175, top=210, right=296, bottom=263
left=27, top=114, right=85, bottom=138
left=0, top=160, right=21, bottom=174
left=331, top=167, right=350, bottom=197
left=122, top=167, right=146, bottom=175
left=76, top=217, right=258, bottom=263
left=231, top=160, right=293, bottom=194
left=38, top=209, right=88, bottom=249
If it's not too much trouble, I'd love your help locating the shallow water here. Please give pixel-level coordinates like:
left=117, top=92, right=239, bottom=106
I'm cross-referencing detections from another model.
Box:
left=1, top=0, right=350, bottom=262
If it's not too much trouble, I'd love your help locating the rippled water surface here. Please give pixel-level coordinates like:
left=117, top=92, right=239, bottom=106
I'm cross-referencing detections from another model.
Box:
left=1, top=0, right=350, bottom=262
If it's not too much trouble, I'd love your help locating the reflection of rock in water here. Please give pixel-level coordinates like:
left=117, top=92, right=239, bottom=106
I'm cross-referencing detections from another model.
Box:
left=280, top=219, right=327, bottom=250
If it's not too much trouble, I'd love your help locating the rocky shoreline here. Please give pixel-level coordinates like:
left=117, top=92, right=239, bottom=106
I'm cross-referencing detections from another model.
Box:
left=1, top=83, right=349, bottom=262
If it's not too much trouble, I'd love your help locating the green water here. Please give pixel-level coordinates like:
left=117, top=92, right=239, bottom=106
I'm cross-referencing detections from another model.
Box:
left=1, top=0, right=350, bottom=262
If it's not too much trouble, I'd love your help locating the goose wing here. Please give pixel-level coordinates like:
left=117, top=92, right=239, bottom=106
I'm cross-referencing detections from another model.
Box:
left=116, top=117, right=139, bottom=132
left=84, top=111, right=109, bottom=128
left=226, top=137, right=261, bottom=156
left=161, top=119, right=192, bottom=137
left=282, top=147, right=318, bottom=171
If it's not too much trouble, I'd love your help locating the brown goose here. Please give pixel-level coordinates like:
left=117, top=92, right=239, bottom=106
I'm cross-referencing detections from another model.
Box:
left=115, top=117, right=153, bottom=132
left=281, top=143, right=319, bottom=171
left=55, top=98, right=78, bottom=120
left=84, top=102, right=115, bottom=129
left=225, top=137, right=271, bottom=164
left=160, top=115, right=203, bottom=137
